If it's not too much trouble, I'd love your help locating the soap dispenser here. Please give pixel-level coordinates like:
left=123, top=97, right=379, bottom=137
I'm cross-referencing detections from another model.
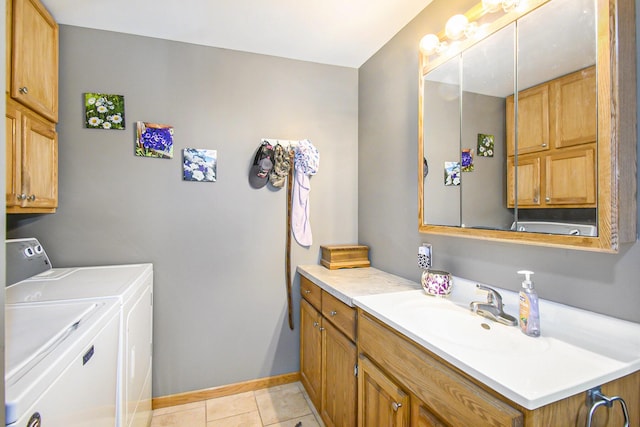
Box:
left=518, top=270, right=540, bottom=337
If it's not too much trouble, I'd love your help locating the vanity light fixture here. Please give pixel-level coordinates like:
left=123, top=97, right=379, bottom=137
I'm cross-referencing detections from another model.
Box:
left=419, top=0, right=522, bottom=57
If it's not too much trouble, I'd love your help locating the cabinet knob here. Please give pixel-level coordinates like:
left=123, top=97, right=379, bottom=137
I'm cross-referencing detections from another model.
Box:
left=27, top=194, right=36, bottom=202
left=304, top=289, right=311, bottom=294
left=319, top=327, right=325, bottom=331
left=17, top=193, right=27, bottom=200
left=19, top=86, right=28, bottom=94
left=330, top=310, right=337, bottom=316
left=541, top=143, right=547, bottom=147
left=392, top=402, right=402, bottom=412
left=313, top=322, right=319, bottom=327
left=545, top=197, right=550, bottom=202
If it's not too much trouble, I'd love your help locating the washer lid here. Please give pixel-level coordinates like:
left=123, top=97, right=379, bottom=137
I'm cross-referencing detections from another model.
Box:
left=6, top=263, right=152, bottom=303
left=5, top=302, right=100, bottom=381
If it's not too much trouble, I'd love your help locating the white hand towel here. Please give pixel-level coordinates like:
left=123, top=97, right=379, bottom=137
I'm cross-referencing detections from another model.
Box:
left=292, top=169, right=312, bottom=246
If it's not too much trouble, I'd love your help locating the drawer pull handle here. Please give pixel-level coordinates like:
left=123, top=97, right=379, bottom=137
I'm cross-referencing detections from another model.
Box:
left=319, top=327, right=325, bottom=331
left=392, top=402, right=402, bottom=412
left=330, top=310, right=337, bottom=316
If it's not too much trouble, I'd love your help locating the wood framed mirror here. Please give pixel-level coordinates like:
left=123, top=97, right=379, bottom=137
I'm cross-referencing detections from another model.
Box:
left=418, top=0, right=636, bottom=252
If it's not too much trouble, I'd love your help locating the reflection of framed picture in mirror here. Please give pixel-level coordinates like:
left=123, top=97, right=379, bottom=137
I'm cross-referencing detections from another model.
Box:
left=477, top=134, right=494, bottom=157
left=444, top=162, right=460, bottom=186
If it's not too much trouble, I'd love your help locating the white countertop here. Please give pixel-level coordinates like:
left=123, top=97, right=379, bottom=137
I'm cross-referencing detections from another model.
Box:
left=297, top=264, right=421, bottom=306
left=298, top=265, right=640, bottom=410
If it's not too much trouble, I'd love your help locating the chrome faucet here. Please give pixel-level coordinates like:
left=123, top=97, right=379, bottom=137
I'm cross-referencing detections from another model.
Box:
left=469, top=284, right=518, bottom=326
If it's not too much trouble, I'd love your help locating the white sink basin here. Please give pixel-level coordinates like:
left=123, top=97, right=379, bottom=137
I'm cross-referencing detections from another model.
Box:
left=353, top=278, right=640, bottom=410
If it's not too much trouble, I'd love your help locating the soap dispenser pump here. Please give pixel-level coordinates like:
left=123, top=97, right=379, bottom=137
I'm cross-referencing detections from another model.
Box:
left=518, top=270, right=540, bottom=337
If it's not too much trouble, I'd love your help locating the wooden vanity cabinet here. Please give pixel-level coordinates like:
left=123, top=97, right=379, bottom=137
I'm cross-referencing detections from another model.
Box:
left=299, top=276, right=357, bottom=427
left=6, top=0, right=59, bottom=213
left=358, top=308, right=640, bottom=427
left=507, top=67, right=596, bottom=209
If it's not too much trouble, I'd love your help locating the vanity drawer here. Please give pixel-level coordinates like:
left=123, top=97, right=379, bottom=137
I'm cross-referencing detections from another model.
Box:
left=300, top=276, right=321, bottom=310
left=358, top=310, right=523, bottom=427
left=322, top=291, right=356, bottom=341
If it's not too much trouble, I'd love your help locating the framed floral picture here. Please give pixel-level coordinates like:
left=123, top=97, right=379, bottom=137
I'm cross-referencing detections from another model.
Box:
left=461, top=148, right=474, bottom=172
left=183, top=148, right=217, bottom=182
left=477, top=133, right=494, bottom=157
left=444, top=161, right=460, bottom=186
left=136, top=122, right=174, bottom=159
left=84, top=93, right=125, bottom=129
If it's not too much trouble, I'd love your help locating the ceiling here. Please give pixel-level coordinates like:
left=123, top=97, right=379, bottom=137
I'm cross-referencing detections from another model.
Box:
left=40, top=0, right=435, bottom=68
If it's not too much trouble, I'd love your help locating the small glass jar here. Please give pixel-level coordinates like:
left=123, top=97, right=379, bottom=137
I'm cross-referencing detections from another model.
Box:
left=421, top=269, right=453, bottom=297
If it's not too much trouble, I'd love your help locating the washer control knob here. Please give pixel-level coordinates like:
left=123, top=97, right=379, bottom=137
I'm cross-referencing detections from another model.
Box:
left=27, top=412, right=41, bottom=427
left=24, top=247, right=35, bottom=257
left=34, top=245, right=43, bottom=254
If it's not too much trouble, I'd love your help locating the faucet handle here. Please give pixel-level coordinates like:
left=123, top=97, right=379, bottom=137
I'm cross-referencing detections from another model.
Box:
left=475, top=284, right=503, bottom=307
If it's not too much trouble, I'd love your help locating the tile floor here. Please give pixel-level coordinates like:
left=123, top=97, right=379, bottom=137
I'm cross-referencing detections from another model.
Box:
left=151, top=382, right=325, bottom=427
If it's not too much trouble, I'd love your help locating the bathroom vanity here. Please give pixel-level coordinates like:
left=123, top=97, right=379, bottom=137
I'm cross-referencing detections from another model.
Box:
left=298, top=265, right=640, bottom=426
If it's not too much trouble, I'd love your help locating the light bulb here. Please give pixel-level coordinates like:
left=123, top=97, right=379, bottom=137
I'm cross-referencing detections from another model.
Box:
left=501, top=0, right=520, bottom=12
left=445, top=14, right=469, bottom=40
left=419, top=34, right=440, bottom=55
left=482, top=0, right=502, bottom=13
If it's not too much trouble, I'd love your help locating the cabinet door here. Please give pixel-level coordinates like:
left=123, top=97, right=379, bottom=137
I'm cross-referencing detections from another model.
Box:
left=411, top=399, right=448, bottom=427
left=11, top=0, right=58, bottom=122
left=507, top=84, right=550, bottom=156
left=21, top=107, right=57, bottom=209
left=321, top=320, right=357, bottom=427
left=300, top=299, right=322, bottom=410
left=551, top=66, right=596, bottom=149
left=358, top=356, right=409, bottom=427
left=507, top=155, right=541, bottom=208
left=6, top=100, right=22, bottom=207
left=545, top=145, right=596, bottom=206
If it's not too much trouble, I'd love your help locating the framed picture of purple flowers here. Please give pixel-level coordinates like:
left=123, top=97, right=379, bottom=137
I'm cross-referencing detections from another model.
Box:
left=183, top=148, right=217, bottom=182
left=136, top=122, right=174, bottom=159
left=84, top=93, right=125, bottom=129
left=461, top=148, right=474, bottom=172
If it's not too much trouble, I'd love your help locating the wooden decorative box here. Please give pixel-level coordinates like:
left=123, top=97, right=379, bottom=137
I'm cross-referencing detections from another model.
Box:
left=320, top=245, right=370, bottom=270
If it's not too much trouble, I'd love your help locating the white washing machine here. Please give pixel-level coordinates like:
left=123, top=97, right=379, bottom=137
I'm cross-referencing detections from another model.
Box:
left=6, top=238, right=154, bottom=427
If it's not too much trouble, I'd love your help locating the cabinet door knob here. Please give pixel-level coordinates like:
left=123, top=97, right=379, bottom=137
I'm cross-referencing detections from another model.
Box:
left=17, top=193, right=27, bottom=200
left=19, top=86, right=28, bottom=94
left=27, top=194, right=36, bottom=202
left=392, top=402, right=402, bottom=412
left=304, top=289, right=311, bottom=294
left=330, top=310, right=337, bottom=316
left=545, top=197, right=550, bottom=202
left=541, top=143, right=547, bottom=147
left=319, top=327, right=325, bottom=331
left=313, top=322, right=319, bottom=327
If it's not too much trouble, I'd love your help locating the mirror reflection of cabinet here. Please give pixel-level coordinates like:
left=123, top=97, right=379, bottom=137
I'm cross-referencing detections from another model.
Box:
left=418, top=0, right=636, bottom=252
left=506, top=66, right=597, bottom=209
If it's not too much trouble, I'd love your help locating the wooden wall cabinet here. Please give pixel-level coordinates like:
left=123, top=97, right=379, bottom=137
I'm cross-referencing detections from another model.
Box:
left=6, top=98, right=57, bottom=213
left=507, top=67, right=596, bottom=209
left=300, top=277, right=357, bottom=427
left=6, top=0, right=59, bottom=213
left=358, top=308, right=640, bottom=427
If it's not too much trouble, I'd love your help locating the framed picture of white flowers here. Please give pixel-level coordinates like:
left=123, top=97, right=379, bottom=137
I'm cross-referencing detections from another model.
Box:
left=84, top=93, right=125, bottom=129
left=477, top=133, right=494, bottom=157
left=183, top=148, right=217, bottom=182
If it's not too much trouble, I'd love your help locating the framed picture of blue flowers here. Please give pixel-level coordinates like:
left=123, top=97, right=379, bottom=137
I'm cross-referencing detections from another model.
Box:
left=84, top=93, right=125, bottom=129
left=135, top=122, right=174, bottom=159
left=444, top=161, right=460, bottom=186
left=183, top=148, right=217, bottom=182
left=461, top=148, right=474, bottom=172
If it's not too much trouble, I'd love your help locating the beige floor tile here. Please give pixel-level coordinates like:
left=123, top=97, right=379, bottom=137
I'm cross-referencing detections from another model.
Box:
left=153, top=401, right=206, bottom=417
left=255, top=383, right=312, bottom=425
left=206, top=410, right=263, bottom=427
left=206, top=391, right=259, bottom=421
left=265, top=413, right=321, bottom=427
left=151, top=406, right=206, bottom=427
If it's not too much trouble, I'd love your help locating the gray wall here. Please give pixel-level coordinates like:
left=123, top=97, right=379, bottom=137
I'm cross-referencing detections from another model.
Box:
left=7, top=26, right=359, bottom=397
left=359, top=0, right=640, bottom=323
